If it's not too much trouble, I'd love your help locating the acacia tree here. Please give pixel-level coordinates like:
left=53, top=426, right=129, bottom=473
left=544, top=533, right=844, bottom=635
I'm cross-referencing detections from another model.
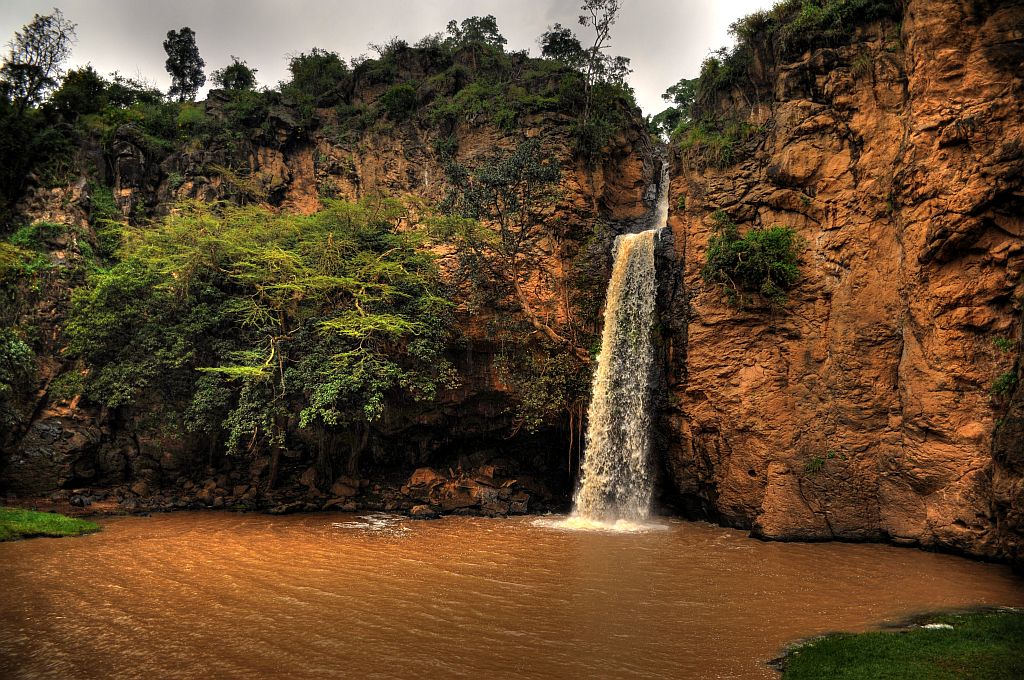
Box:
left=163, top=27, right=205, bottom=101
left=67, top=198, right=456, bottom=486
left=0, top=9, right=76, bottom=114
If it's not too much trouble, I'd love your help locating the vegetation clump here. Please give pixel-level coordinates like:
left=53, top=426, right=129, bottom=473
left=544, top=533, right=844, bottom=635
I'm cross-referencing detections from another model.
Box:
left=66, top=197, right=456, bottom=479
left=0, top=507, right=99, bottom=540
left=992, top=371, right=1018, bottom=398
left=781, top=611, right=1024, bottom=680
left=701, top=210, right=802, bottom=308
left=652, top=0, right=903, bottom=161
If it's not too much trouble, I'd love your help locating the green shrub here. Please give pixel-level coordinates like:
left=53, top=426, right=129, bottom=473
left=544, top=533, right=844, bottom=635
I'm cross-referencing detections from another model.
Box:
left=994, top=337, right=1016, bottom=353
left=992, top=371, right=1018, bottom=397
left=379, top=82, right=419, bottom=120
left=0, top=327, right=34, bottom=424
left=283, top=48, right=350, bottom=108
left=675, top=121, right=758, bottom=168
left=702, top=210, right=802, bottom=308
left=9, top=221, right=64, bottom=250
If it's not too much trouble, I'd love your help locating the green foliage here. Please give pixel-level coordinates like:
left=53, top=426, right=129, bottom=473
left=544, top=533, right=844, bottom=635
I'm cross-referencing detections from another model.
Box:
left=445, top=16, right=507, bottom=50
left=0, top=507, right=99, bottom=541
left=993, top=337, right=1016, bottom=353
left=674, top=120, right=759, bottom=168
left=496, top=344, right=590, bottom=433
left=9, top=221, right=63, bottom=250
left=992, top=371, right=1018, bottom=397
left=0, top=326, right=34, bottom=426
left=570, top=81, right=635, bottom=161
left=659, top=0, right=902, bottom=147
left=67, top=198, right=457, bottom=466
left=211, top=56, right=257, bottom=91
left=539, top=23, right=586, bottom=68
left=782, top=611, right=1024, bottom=680
left=0, top=9, right=76, bottom=114
left=47, top=66, right=107, bottom=119
left=804, top=449, right=843, bottom=474
left=163, top=27, right=206, bottom=102
left=379, top=82, right=419, bottom=120
left=0, top=242, right=37, bottom=284
left=87, top=183, right=122, bottom=259
left=702, top=210, right=802, bottom=308
left=650, top=78, right=696, bottom=137
left=283, top=48, right=350, bottom=109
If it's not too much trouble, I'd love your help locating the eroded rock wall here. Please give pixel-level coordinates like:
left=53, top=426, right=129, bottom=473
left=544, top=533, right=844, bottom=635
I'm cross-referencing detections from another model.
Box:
left=3, top=80, right=657, bottom=505
left=668, top=0, right=1024, bottom=564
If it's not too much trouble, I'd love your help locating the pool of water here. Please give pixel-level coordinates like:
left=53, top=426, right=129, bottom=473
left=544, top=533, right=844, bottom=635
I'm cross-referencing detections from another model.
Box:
left=2, top=512, right=1022, bottom=679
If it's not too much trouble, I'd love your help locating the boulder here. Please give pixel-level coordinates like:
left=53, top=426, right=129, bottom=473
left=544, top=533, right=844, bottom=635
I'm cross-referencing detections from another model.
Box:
left=330, top=479, right=358, bottom=498
left=409, top=504, right=437, bottom=519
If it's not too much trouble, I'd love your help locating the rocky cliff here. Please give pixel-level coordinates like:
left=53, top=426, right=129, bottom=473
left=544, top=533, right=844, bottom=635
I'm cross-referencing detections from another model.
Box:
left=1, top=45, right=658, bottom=517
left=666, top=0, right=1024, bottom=565
left=3, top=0, right=1023, bottom=569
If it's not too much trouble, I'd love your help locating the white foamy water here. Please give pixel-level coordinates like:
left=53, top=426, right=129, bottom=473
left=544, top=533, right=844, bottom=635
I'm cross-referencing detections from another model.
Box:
left=533, top=515, right=669, bottom=533
left=571, top=165, right=668, bottom=525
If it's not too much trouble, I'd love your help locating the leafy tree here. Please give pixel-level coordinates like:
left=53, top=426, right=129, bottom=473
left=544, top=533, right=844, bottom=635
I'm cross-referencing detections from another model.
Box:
left=445, top=16, right=507, bottom=49
left=163, top=27, right=205, bottom=101
left=211, top=56, right=257, bottom=91
left=650, top=77, right=696, bottom=137
left=439, top=139, right=588, bottom=361
left=283, top=48, right=349, bottom=107
left=540, top=24, right=586, bottom=68
left=578, top=0, right=629, bottom=113
left=47, top=65, right=106, bottom=119
left=0, top=9, right=76, bottom=115
left=67, top=198, right=456, bottom=483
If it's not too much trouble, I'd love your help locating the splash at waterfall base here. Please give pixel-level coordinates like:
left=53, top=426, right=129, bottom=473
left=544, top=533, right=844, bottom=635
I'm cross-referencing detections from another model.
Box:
left=541, top=161, right=675, bottom=534
left=566, top=229, right=662, bottom=530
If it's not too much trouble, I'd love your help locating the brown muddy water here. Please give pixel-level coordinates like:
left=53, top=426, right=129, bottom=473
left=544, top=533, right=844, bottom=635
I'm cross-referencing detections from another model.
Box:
left=1, top=512, right=1022, bottom=679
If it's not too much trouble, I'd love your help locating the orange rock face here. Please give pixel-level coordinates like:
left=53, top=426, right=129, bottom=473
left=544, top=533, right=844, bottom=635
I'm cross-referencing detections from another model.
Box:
left=667, top=0, right=1024, bottom=564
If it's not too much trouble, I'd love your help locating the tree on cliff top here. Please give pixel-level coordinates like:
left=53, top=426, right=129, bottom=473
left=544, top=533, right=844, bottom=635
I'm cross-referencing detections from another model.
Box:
left=540, top=23, right=586, bottom=69
left=0, top=8, right=76, bottom=115
left=445, top=16, right=507, bottom=50
left=163, top=27, right=205, bottom=101
left=282, top=48, right=349, bottom=108
left=211, top=56, right=257, bottom=91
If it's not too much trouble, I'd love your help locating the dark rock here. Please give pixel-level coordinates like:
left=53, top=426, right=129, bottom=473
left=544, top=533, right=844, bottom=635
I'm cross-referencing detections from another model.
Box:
left=409, top=504, right=437, bottom=519
left=69, top=494, right=91, bottom=507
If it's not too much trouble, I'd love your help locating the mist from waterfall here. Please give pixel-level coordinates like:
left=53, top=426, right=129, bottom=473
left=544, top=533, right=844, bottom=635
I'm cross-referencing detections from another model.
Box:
left=566, top=165, right=668, bottom=529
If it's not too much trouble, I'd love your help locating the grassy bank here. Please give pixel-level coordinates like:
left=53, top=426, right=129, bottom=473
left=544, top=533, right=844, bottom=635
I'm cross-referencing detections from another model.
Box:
left=0, top=507, right=100, bottom=540
left=781, top=610, right=1024, bottom=679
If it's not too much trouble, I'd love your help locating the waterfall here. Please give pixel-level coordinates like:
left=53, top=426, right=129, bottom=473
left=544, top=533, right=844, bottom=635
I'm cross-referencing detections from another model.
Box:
left=570, top=166, right=668, bottom=526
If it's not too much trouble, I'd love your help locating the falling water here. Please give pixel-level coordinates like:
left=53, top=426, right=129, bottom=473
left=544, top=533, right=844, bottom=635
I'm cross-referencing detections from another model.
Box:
left=569, top=166, right=668, bottom=527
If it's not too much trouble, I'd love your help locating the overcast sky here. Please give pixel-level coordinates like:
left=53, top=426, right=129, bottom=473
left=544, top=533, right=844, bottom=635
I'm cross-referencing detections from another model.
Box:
left=0, top=0, right=774, bottom=116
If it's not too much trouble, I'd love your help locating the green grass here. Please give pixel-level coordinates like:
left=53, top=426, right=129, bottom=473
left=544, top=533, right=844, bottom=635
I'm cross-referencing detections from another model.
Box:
left=0, top=507, right=100, bottom=541
left=782, top=611, right=1024, bottom=679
